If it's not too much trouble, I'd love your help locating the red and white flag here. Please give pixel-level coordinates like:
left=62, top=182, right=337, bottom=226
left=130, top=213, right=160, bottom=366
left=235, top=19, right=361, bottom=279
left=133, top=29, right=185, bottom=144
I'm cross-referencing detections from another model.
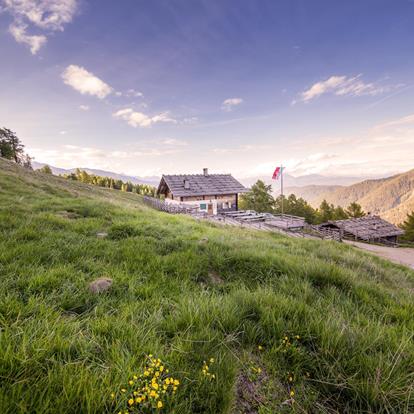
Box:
left=272, top=166, right=283, bottom=180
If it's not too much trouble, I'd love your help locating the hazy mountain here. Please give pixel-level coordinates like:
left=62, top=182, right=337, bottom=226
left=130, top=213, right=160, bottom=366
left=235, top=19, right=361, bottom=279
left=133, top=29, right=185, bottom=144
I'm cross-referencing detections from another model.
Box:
left=284, top=185, right=344, bottom=204
left=240, top=173, right=365, bottom=189
left=286, top=169, right=414, bottom=224
left=32, top=162, right=159, bottom=186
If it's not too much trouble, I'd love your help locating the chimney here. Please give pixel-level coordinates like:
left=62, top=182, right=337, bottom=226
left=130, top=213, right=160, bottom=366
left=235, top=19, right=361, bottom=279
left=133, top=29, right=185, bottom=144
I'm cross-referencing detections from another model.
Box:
left=184, top=178, right=190, bottom=189
left=203, top=168, right=208, bottom=176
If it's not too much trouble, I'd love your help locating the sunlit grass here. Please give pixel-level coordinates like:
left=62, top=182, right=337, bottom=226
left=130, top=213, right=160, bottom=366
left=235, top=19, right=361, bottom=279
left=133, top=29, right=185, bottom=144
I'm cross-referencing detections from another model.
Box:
left=0, top=159, right=413, bottom=413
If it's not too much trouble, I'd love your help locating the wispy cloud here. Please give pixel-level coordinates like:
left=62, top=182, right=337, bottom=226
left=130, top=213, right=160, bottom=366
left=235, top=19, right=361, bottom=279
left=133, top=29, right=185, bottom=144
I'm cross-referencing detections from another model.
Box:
left=62, top=65, right=113, bottom=99
left=79, top=104, right=90, bottom=111
left=373, top=113, right=414, bottom=130
left=3, top=0, right=78, bottom=54
left=221, top=97, right=243, bottom=111
left=113, top=108, right=177, bottom=128
left=161, top=138, right=188, bottom=146
left=8, top=23, right=46, bottom=54
left=295, top=74, right=399, bottom=103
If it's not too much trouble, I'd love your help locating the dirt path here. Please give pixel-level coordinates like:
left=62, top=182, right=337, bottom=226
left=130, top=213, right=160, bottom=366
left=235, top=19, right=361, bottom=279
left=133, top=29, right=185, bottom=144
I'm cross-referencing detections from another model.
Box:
left=345, top=240, right=414, bottom=269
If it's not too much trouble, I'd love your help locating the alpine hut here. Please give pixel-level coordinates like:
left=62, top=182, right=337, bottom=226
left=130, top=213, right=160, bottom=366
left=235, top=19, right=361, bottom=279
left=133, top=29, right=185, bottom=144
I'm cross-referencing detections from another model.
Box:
left=319, top=215, right=404, bottom=244
left=156, top=168, right=248, bottom=215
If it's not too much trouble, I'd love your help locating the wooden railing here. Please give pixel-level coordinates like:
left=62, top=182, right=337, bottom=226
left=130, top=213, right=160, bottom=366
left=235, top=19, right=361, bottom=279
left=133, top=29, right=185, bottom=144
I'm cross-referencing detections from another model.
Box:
left=143, top=196, right=199, bottom=214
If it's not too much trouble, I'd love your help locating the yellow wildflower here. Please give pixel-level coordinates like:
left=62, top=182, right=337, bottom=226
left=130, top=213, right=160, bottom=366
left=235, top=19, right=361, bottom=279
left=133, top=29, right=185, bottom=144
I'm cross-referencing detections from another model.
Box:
left=290, top=390, right=295, bottom=397
left=128, top=398, right=134, bottom=406
left=135, top=397, right=142, bottom=403
left=258, top=345, right=263, bottom=350
left=173, top=379, right=180, bottom=386
left=144, top=370, right=149, bottom=376
left=121, top=388, right=126, bottom=393
left=129, top=380, right=134, bottom=386
left=157, top=400, right=163, bottom=409
left=152, top=382, right=159, bottom=390
left=209, top=358, right=215, bottom=363
left=110, top=393, right=115, bottom=399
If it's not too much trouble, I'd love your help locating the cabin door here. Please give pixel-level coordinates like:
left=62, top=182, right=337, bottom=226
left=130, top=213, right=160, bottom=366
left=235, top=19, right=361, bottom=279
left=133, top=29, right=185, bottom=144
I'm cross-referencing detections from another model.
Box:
left=207, top=203, right=213, bottom=215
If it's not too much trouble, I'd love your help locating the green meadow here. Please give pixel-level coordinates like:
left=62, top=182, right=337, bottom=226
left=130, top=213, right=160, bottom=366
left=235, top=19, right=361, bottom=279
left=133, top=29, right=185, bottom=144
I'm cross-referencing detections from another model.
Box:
left=0, top=158, right=413, bottom=414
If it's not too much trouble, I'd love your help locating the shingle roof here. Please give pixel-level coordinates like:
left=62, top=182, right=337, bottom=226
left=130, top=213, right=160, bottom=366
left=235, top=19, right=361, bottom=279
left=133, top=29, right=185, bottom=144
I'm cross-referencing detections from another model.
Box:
left=321, top=216, right=404, bottom=240
left=157, top=174, right=248, bottom=197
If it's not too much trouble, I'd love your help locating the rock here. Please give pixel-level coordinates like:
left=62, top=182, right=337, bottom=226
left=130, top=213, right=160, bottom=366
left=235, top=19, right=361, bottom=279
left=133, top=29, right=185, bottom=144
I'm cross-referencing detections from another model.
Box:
left=208, top=271, right=223, bottom=285
left=89, top=277, right=113, bottom=294
left=96, top=232, right=108, bottom=239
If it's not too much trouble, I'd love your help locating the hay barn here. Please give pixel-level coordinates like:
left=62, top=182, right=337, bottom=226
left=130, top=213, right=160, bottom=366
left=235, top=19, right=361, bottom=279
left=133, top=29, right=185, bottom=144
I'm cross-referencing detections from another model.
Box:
left=319, top=215, right=404, bottom=244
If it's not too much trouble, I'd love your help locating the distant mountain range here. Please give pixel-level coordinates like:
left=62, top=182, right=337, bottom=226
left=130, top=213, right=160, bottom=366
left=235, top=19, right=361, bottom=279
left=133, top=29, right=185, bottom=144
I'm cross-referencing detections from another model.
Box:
left=32, top=162, right=159, bottom=186
left=33, top=162, right=413, bottom=224
left=239, top=173, right=365, bottom=188
left=285, top=169, right=414, bottom=225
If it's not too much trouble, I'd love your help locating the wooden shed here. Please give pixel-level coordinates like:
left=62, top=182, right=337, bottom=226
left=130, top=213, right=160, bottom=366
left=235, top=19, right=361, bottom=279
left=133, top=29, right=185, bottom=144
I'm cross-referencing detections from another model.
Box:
left=319, top=215, right=404, bottom=244
left=157, top=168, right=248, bottom=215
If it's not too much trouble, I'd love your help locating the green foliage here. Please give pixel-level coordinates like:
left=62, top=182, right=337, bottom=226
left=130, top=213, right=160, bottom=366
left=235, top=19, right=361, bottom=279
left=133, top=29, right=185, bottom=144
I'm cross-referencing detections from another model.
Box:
left=0, top=127, right=26, bottom=164
left=239, top=180, right=275, bottom=213
left=400, top=211, right=414, bottom=242
left=275, top=194, right=317, bottom=223
left=62, top=168, right=157, bottom=196
left=346, top=202, right=366, bottom=218
left=0, top=159, right=413, bottom=413
left=39, top=165, right=53, bottom=174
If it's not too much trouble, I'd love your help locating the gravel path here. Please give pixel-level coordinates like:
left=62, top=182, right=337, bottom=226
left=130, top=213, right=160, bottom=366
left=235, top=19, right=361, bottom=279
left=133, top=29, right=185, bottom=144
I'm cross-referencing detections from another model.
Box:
left=345, top=240, right=414, bottom=270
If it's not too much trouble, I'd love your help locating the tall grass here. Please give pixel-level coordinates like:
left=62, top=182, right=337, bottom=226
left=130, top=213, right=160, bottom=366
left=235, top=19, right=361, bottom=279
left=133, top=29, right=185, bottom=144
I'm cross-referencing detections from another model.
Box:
left=0, top=159, right=413, bottom=413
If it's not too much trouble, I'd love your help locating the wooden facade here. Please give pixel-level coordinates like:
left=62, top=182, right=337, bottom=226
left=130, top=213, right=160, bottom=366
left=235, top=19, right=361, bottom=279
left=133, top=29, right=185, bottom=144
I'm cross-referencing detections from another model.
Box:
left=157, top=169, right=247, bottom=215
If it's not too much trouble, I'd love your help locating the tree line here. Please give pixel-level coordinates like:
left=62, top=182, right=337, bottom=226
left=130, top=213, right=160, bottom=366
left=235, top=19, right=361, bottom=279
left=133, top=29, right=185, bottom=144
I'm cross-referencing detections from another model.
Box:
left=240, top=180, right=367, bottom=224
left=60, top=168, right=157, bottom=196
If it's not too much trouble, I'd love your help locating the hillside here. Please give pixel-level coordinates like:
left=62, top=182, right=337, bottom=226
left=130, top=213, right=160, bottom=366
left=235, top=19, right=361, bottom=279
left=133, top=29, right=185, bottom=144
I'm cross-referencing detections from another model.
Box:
left=0, top=158, right=414, bottom=413
left=287, top=170, right=414, bottom=224
left=284, top=185, right=343, bottom=204
left=32, top=161, right=159, bottom=186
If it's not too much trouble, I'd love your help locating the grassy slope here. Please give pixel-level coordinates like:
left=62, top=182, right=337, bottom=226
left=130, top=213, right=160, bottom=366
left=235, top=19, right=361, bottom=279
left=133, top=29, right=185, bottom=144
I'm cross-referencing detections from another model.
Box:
left=0, top=159, right=413, bottom=414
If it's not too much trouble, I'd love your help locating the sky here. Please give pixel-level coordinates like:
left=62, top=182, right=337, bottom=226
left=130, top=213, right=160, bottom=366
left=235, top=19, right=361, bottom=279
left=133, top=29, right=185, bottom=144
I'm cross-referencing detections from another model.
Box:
left=1, top=0, right=414, bottom=179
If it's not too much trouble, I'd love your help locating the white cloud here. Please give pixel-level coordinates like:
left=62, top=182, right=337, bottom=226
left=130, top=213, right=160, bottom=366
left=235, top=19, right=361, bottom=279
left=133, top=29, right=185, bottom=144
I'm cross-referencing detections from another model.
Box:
left=182, top=117, right=198, bottom=124
left=162, top=138, right=188, bottom=146
left=113, top=108, right=177, bottom=128
left=125, top=89, right=144, bottom=98
left=221, top=97, right=243, bottom=111
left=4, top=0, right=78, bottom=54
left=62, top=65, right=113, bottom=99
left=297, top=74, right=398, bottom=103
left=59, top=130, right=67, bottom=135
left=9, top=23, right=46, bottom=54
left=79, top=105, right=90, bottom=111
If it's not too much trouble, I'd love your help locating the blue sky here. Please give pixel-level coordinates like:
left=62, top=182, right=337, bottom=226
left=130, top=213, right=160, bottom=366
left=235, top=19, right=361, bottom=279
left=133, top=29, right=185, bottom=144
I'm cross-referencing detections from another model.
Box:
left=1, top=0, right=414, bottom=178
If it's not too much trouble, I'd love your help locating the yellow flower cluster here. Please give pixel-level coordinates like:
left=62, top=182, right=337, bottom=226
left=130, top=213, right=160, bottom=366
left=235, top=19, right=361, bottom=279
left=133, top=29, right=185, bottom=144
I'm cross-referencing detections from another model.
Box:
left=112, top=354, right=179, bottom=413
left=201, top=358, right=216, bottom=380
left=280, top=334, right=300, bottom=352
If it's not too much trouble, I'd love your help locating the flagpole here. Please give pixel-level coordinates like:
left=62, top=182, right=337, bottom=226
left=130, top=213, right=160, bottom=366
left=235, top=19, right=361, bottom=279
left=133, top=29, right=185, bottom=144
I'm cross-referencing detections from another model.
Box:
left=281, top=165, right=284, bottom=216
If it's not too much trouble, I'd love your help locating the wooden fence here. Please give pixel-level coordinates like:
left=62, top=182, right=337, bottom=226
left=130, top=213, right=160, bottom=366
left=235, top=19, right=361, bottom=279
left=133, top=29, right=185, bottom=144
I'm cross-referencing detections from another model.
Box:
left=143, top=196, right=200, bottom=214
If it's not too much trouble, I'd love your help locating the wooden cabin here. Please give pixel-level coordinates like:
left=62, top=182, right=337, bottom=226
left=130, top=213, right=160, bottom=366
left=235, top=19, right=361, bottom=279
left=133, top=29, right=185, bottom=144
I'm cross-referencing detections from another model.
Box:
left=319, top=215, right=404, bottom=244
left=156, top=168, right=248, bottom=215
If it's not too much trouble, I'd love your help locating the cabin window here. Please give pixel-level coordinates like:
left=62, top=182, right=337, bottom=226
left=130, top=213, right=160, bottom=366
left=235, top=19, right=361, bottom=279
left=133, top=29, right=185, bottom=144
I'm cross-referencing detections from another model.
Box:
left=200, top=203, right=206, bottom=210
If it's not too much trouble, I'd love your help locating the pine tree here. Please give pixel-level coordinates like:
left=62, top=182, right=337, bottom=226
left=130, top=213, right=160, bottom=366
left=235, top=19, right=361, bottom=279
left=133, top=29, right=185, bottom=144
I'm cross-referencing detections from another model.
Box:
left=0, top=128, right=25, bottom=163
left=400, top=211, right=414, bottom=242
left=39, top=165, right=53, bottom=174
left=239, top=180, right=275, bottom=213
left=317, top=199, right=335, bottom=223
left=346, top=202, right=365, bottom=218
